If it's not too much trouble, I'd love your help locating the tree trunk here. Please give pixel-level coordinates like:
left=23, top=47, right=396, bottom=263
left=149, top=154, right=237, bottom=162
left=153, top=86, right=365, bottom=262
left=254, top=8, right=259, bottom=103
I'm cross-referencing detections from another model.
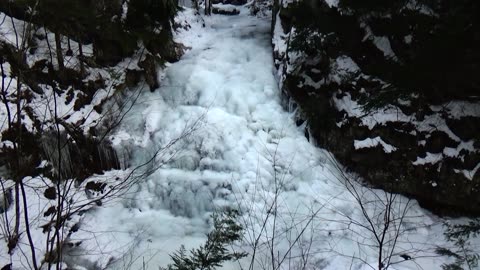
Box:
left=205, top=0, right=211, bottom=15
left=79, top=43, right=85, bottom=76
left=193, top=0, right=200, bottom=13
left=54, top=33, right=64, bottom=71
left=66, top=38, right=73, bottom=57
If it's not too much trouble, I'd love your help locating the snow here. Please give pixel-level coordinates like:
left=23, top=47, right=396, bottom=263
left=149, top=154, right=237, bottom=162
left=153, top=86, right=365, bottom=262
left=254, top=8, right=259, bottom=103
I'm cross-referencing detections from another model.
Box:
left=333, top=92, right=412, bottom=129
left=417, top=113, right=461, bottom=142
left=69, top=6, right=454, bottom=270
left=333, top=56, right=360, bottom=74
left=0, top=13, right=27, bottom=48
left=121, top=1, right=129, bottom=22
left=329, top=55, right=360, bottom=84
left=1, top=4, right=477, bottom=270
left=271, top=13, right=290, bottom=90
left=24, top=29, right=94, bottom=70
left=455, top=163, right=480, bottom=181
left=324, top=0, right=339, bottom=8
left=0, top=171, right=131, bottom=270
left=373, top=36, right=396, bottom=58
left=412, top=152, right=443, bottom=165
left=431, top=101, right=480, bottom=119
left=404, top=0, right=438, bottom=17
left=299, top=74, right=321, bottom=88
left=333, top=91, right=476, bottom=153
left=361, top=22, right=398, bottom=61
left=443, top=140, right=475, bottom=159
left=413, top=139, right=478, bottom=179
left=212, top=3, right=240, bottom=12
left=0, top=11, right=137, bottom=136
left=404, top=35, right=413, bottom=44
left=0, top=61, right=23, bottom=133
left=272, top=13, right=288, bottom=59
left=354, top=136, right=397, bottom=153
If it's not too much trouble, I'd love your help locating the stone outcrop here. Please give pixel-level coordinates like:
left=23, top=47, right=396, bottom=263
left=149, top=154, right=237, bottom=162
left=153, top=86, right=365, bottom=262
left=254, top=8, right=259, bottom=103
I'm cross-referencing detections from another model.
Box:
left=272, top=0, right=480, bottom=215
left=0, top=0, right=185, bottom=183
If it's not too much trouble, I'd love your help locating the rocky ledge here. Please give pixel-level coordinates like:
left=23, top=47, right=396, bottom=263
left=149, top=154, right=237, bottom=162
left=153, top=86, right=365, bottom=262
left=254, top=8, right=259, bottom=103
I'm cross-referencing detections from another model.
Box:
left=272, top=0, right=480, bottom=215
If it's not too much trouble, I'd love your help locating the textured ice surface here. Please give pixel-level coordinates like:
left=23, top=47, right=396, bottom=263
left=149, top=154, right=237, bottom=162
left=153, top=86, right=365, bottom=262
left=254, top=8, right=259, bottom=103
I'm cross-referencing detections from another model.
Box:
left=74, top=6, right=455, bottom=270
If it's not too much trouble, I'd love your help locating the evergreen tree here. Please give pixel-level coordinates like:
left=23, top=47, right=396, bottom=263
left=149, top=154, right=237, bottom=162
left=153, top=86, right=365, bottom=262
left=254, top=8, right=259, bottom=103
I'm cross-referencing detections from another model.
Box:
left=163, top=209, right=247, bottom=270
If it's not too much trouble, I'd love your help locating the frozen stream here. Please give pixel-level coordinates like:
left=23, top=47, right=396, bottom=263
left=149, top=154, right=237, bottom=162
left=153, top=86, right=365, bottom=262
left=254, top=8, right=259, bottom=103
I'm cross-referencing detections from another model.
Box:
left=76, top=6, right=448, bottom=270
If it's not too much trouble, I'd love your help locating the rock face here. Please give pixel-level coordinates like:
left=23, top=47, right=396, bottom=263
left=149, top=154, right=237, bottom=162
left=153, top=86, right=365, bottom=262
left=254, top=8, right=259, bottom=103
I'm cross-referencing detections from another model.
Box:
left=0, top=0, right=184, bottom=182
left=272, top=0, right=480, bottom=215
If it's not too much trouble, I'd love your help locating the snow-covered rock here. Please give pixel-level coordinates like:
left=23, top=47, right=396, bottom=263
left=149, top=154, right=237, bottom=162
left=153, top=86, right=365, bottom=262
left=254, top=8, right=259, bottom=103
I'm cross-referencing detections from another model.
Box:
left=271, top=0, right=480, bottom=215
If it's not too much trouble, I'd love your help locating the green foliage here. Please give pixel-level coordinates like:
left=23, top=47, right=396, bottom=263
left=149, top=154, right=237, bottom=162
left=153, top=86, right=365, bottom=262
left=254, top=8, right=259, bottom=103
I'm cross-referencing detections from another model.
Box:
left=290, top=28, right=338, bottom=58
left=287, top=0, right=480, bottom=103
left=163, top=209, right=247, bottom=270
left=343, top=0, right=480, bottom=101
left=446, top=220, right=480, bottom=240
left=357, top=86, right=412, bottom=113
left=286, top=0, right=353, bottom=54
left=437, top=219, right=480, bottom=270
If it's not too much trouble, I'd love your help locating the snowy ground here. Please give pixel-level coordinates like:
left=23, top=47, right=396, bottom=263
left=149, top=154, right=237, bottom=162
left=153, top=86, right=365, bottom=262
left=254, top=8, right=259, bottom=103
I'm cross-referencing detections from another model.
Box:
left=70, top=6, right=466, bottom=270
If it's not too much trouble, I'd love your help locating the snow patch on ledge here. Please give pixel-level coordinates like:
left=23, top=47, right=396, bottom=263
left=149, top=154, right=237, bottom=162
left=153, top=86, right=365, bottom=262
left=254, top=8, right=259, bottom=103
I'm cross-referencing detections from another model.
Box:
left=300, top=73, right=324, bottom=89
left=430, top=101, right=480, bottom=119
left=443, top=140, right=476, bottom=159
left=361, top=22, right=398, bottom=61
left=417, top=113, right=461, bottom=142
left=333, top=93, right=412, bottom=129
left=354, top=137, right=397, bottom=153
left=413, top=152, right=443, bottom=165
left=455, top=163, right=480, bottom=181
left=333, top=92, right=474, bottom=145
left=329, top=56, right=360, bottom=84
left=324, top=0, right=339, bottom=8
left=404, top=0, right=438, bottom=17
